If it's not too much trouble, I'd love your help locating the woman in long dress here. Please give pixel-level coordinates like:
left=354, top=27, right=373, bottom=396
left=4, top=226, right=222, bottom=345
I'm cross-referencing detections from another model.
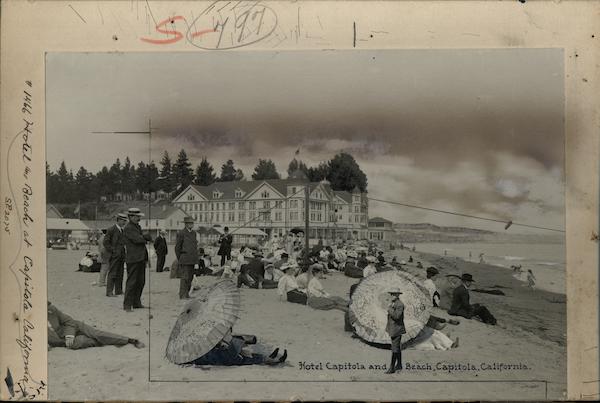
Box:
left=306, top=264, right=348, bottom=311
left=277, top=263, right=307, bottom=305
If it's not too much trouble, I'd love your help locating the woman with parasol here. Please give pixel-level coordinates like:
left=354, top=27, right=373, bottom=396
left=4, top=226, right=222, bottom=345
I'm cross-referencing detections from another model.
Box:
left=306, top=264, right=349, bottom=311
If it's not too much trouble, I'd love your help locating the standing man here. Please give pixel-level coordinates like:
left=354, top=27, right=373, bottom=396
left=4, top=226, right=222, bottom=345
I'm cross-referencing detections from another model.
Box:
left=218, top=227, right=233, bottom=266
left=154, top=229, right=168, bottom=273
left=96, top=229, right=110, bottom=287
left=385, top=288, right=405, bottom=374
left=103, top=213, right=128, bottom=297
left=175, top=216, right=198, bottom=299
left=123, top=207, right=152, bottom=311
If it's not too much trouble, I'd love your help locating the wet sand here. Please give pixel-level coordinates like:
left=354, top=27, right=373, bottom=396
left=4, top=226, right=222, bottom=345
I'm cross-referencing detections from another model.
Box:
left=47, top=247, right=566, bottom=400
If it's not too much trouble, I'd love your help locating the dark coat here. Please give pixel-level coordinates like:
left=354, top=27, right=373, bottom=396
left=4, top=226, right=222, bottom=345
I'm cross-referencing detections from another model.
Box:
left=48, top=303, right=78, bottom=343
left=153, top=235, right=168, bottom=256
left=217, top=233, right=233, bottom=256
left=175, top=229, right=198, bottom=265
left=103, top=224, right=126, bottom=261
left=123, top=221, right=152, bottom=264
left=241, top=258, right=265, bottom=281
left=448, top=284, right=473, bottom=318
left=386, top=299, right=406, bottom=338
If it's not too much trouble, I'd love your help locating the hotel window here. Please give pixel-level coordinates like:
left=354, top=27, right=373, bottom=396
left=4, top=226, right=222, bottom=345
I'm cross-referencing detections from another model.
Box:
left=229, top=202, right=235, bottom=210
left=210, top=212, right=214, bottom=221
left=216, top=203, right=220, bottom=210
left=261, top=190, right=269, bottom=198
left=229, top=212, right=235, bottom=221
left=263, top=200, right=270, bottom=209
left=239, top=212, right=245, bottom=221
left=275, top=200, right=283, bottom=208
left=290, top=212, right=298, bottom=221
left=235, top=190, right=243, bottom=198
left=238, top=201, right=245, bottom=209
left=211, top=203, right=214, bottom=210
left=275, top=212, right=282, bottom=221
left=291, top=186, right=297, bottom=195
left=249, top=211, right=256, bottom=220
left=354, top=206, right=359, bottom=213
left=249, top=201, right=256, bottom=210
left=355, top=216, right=360, bottom=223
left=222, top=202, right=226, bottom=210
left=187, top=194, right=195, bottom=201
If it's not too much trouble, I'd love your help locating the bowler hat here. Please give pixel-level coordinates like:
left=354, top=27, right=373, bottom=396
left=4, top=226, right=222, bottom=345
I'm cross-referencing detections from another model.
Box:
left=388, top=288, right=403, bottom=295
left=183, top=216, right=195, bottom=224
left=461, top=273, right=475, bottom=282
left=127, top=207, right=144, bottom=217
left=426, top=266, right=439, bottom=275
left=116, top=213, right=128, bottom=220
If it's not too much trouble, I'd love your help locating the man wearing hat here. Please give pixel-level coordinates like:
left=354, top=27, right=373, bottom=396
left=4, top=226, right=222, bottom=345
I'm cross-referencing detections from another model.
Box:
left=153, top=229, right=168, bottom=273
left=175, top=216, right=198, bottom=299
left=237, top=250, right=265, bottom=289
left=385, top=288, right=406, bottom=374
left=217, top=226, right=233, bottom=267
left=103, top=213, right=128, bottom=297
left=449, top=273, right=497, bottom=325
left=123, top=208, right=153, bottom=311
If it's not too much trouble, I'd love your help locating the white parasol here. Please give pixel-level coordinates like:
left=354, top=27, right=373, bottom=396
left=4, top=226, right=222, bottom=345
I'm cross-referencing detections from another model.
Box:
left=349, top=271, right=432, bottom=344
left=165, top=280, right=241, bottom=364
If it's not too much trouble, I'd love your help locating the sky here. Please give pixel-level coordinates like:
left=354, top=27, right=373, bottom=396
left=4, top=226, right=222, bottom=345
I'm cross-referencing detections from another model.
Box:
left=46, top=50, right=564, bottom=234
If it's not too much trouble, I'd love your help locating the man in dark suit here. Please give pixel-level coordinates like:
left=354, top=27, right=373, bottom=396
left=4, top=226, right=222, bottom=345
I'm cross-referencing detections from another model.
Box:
left=48, top=301, right=144, bottom=349
left=385, top=288, right=406, bottom=374
left=237, top=251, right=265, bottom=289
left=449, top=273, right=497, bottom=325
left=175, top=216, right=198, bottom=299
left=123, top=208, right=152, bottom=311
left=218, top=226, right=233, bottom=266
left=153, top=229, right=168, bottom=272
left=103, top=213, right=128, bottom=297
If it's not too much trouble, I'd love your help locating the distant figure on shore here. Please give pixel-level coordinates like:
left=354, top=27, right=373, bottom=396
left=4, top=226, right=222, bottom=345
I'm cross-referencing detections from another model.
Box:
left=48, top=302, right=144, bottom=350
left=408, top=256, right=413, bottom=263
left=468, top=251, right=472, bottom=261
left=444, top=249, right=448, bottom=256
left=77, top=252, right=101, bottom=272
left=527, top=269, right=537, bottom=290
left=385, top=288, right=405, bottom=374
left=479, top=253, right=485, bottom=264
left=96, top=229, right=110, bottom=287
left=153, top=229, right=168, bottom=272
left=448, top=273, right=497, bottom=325
left=412, top=245, right=416, bottom=252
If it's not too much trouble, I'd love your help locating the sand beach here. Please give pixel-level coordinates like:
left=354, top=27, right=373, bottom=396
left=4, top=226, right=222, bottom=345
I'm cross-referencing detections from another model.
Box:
left=47, top=246, right=566, bottom=400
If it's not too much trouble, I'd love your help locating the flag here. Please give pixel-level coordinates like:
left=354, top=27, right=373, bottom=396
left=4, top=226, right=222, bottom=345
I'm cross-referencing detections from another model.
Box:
left=504, top=220, right=512, bottom=230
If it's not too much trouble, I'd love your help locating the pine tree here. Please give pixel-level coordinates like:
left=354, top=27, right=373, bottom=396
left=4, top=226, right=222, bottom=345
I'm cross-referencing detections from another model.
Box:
left=287, top=158, right=308, bottom=177
left=159, top=151, right=176, bottom=194
left=194, top=157, right=217, bottom=186
left=219, top=159, right=239, bottom=182
left=327, top=152, right=368, bottom=192
left=173, top=149, right=194, bottom=191
left=252, top=159, right=280, bottom=180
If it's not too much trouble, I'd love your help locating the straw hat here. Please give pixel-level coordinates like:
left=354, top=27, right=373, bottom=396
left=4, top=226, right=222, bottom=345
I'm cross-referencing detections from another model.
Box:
left=388, top=288, right=403, bottom=295
left=116, top=213, right=128, bottom=220
left=127, top=207, right=144, bottom=217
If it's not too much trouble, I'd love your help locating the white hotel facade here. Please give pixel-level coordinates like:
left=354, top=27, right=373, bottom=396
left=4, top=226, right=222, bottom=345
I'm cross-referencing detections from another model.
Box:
left=172, top=171, right=369, bottom=241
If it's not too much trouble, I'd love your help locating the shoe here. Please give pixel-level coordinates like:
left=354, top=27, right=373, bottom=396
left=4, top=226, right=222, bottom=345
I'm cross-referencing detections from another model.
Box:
left=279, top=349, right=287, bottom=363
left=180, top=296, right=191, bottom=300
left=451, top=337, right=460, bottom=349
left=106, top=294, right=117, bottom=298
left=385, top=368, right=396, bottom=374
left=269, top=348, right=279, bottom=359
left=124, top=306, right=133, bottom=312
left=133, top=305, right=146, bottom=309
left=132, top=339, right=145, bottom=349
left=448, top=319, right=460, bottom=325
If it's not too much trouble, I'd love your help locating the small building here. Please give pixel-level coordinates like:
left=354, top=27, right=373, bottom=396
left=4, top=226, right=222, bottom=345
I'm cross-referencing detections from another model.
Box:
left=46, top=218, right=90, bottom=243
left=368, top=217, right=395, bottom=242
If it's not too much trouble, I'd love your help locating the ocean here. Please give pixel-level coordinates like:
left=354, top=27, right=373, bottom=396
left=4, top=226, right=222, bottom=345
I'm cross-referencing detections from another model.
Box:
left=412, top=241, right=565, bottom=294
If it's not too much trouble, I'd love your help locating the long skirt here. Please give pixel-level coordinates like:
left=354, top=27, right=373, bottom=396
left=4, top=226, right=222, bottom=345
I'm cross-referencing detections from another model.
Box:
left=287, top=289, right=307, bottom=305
left=307, top=295, right=347, bottom=311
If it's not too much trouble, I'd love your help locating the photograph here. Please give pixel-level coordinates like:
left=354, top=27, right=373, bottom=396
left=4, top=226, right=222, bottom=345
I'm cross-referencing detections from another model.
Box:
left=44, top=49, right=566, bottom=399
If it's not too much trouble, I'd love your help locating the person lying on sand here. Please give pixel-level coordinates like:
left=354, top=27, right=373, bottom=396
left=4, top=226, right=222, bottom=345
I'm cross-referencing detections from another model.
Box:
left=448, top=274, right=497, bottom=325
left=47, top=302, right=145, bottom=350
left=188, top=328, right=287, bottom=367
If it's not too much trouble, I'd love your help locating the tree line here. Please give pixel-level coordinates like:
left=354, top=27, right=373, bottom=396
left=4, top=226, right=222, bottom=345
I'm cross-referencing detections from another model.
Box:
left=46, top=150, right=368, bottom=204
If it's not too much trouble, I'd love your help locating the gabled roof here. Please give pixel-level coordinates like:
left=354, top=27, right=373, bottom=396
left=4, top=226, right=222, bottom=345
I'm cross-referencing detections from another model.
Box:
left=46, top=204, right=63, bottom=218
left=334, top=191, right=352, bottom=204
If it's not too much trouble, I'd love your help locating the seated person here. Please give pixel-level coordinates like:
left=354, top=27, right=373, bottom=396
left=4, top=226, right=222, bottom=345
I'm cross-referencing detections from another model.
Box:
left=189, top=328, right=286, bottom=366
left=357, top=252, right=368, bottom=269
left=306, top=264, right=348, bottom=312
left=343, top=255, right=363, bottom=278
left=377, top=251, right=386, bottom=265
left=48, top=301, right=144, bottom=350
left=277, top=263, right=307, bottom=305
left=390, top=256, right=402, bottom=268
left=363, top=256, right=378, bottom=277
left=77, top=252, right=101, bottom=272
left=448, top=273, right=497, bottom=325
left=416, top=261, right=424, bottom=269
left=262, top=264, right=283, bottom=289
left=423, top=267, right=441, bottom=307
left=237, top=251, right=265, bottom=289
